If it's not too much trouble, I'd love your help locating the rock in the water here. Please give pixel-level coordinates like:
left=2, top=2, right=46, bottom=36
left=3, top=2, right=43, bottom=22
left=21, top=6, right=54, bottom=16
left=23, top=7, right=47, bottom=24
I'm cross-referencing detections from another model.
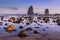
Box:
left=0, top=22, right=3, bottom=25
left=34, top=27, right=40, bottom=28
left=18, top=30, right=28, bottom=37
left=33, top=30, right=39, bottom=34
left=3, top=27, right=7, bottom=29
left=13, top=21, right=20, bottom=24
left=43, top=17, right=49, bottom=23
left=18, top=17, right=25, bottom=22
left=6, top=25, right=16, bottom=32
left=34, top=21, right=37, bottom=23
left=19, top=26, right=24, bottom=29
left=57, top=18, right=60, bottom=26
left=47, top=27, right=49, bottom=29
left=22, top=22, right=24, bottom=24
left=8, top=17, right=15, bottom=22
left=5, top=23, right=8, bottom=26
left=26, top=27, right=33, bottom=31
left=43, top=29, right=45, bottom=31
left=26, top=22, right=30, bottom=25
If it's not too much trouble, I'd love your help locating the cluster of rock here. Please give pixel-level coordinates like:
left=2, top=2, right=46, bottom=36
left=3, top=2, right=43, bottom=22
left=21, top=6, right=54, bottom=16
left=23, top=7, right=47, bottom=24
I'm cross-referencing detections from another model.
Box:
left=4, top=24, right=40, bottom=37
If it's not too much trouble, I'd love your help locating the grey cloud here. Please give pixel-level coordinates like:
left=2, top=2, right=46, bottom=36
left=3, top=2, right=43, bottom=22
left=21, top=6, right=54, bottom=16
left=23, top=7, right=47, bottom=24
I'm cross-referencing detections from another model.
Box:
left=0, top=6, right=18, bottom=10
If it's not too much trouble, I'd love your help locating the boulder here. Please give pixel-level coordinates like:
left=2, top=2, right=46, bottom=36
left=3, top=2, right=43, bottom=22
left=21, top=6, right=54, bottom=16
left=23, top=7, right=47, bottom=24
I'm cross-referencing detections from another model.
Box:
left=26, top=22, right=30, bottom=25
left=0, top=22, right=3, bottom=25
left=5, top=23, right=8, bottom=26
left=18, top=30, right=28, bottom=37
left=6, top=25, right=16, bottom=32
left=3, top=27, right=7, bottom=29
left=33, top=30, right=39, bottom=34
left=57, top=18, right=60, bottom=26
left=43, top=29, right=45, bottom=31
left=13, top=21, right=20, bottom=24
left=8, top=17, right=15, bottom=22
left=26, top=27, right=33, bottom=31
left=19, top=26, right=24, bottom=29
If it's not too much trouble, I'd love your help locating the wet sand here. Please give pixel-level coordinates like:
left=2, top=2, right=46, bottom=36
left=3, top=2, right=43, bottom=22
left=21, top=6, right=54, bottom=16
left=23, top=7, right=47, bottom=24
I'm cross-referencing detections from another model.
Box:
left=0, top=34, right=60, bottom=40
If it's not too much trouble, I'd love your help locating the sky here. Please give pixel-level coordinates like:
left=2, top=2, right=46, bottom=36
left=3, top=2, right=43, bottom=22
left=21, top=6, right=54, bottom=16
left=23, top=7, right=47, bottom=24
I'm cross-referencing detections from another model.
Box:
left=0, top=0, right=60, bottom=14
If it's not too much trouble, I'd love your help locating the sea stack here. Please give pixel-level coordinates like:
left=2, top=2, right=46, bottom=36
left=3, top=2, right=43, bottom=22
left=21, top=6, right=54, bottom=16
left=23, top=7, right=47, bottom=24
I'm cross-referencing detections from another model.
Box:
left=45, top=9, right=49, bottom=16
left=27, top=5, right=34, bottom=15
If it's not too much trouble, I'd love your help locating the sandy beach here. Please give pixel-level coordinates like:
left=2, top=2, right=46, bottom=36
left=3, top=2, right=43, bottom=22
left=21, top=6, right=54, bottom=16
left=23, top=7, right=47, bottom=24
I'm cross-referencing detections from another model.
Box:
left=0, top=34, right=60, bottom=40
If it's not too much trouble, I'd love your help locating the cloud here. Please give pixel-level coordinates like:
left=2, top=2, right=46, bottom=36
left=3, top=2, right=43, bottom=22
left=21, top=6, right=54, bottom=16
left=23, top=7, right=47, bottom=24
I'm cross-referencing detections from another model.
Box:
left=0, top=6, right=18, bottom=10
left=0, top=6, right=18, bottom=14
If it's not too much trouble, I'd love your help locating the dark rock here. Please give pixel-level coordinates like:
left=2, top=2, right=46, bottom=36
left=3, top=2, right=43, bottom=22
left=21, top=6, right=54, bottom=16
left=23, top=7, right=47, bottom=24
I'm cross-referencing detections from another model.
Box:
left=27, top=6, right=34, bottom=15
left=3, top=27, right=7, bottom=29
left=47, top=27, right=49, bottom=29
left=8, top=20, right=10, bottom=22
left=57, top=18, right=60, bottom=26
left=13, top=21, right=20, bottom=24
left=19, top=26, right=24, bottom=29
left=0, top=16, right=4, bottom=21
left=18, top=30, right=28, bottom=37
left=45, top=9, right=49, bottom=16
left=43, top=17, right=49, bottom=23
left=8, top=17, right=15, bottom=22
left=26, top=27, right=33, bottom=31
left=22, top=22, right=24, bottom=24
left=18, top=17, right=25, bottom=22
left=0, top=22, right=3, bottom=25
left=33, top=30, right=39, bottom=34
left=26, top=22, right=30, bottom=25
left=34, top=27, right=40, bottom=28
left=5, top=23, right=7, bottom=25
left=43, top=29, right=45, bottom=31
left=57, top=22, right=60, bottom=26
left=34, top=21, right=37, bottom=23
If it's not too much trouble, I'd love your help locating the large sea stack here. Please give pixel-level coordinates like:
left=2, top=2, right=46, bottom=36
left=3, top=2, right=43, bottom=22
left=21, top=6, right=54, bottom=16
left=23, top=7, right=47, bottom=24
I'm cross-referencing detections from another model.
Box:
left=27, top=6, right=34, bottom=15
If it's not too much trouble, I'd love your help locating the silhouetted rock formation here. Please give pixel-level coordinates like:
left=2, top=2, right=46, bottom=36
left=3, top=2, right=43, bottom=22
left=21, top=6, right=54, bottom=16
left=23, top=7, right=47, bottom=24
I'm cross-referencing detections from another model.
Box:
left=27, top=6, right=34, bottom=15
left=45, top=9, right=49, bottom=16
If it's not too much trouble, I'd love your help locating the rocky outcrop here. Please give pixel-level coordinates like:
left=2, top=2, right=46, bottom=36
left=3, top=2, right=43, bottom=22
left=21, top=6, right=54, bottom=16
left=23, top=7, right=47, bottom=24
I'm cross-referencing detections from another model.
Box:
left=27, top=6, right=34, bottom=15
left=45, top=9, right=49, bottom=16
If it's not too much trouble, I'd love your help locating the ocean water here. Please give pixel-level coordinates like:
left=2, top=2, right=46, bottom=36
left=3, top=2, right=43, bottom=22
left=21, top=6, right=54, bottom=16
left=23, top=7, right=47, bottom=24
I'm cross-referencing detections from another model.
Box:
left=0, top=17, right=60, bottom=38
